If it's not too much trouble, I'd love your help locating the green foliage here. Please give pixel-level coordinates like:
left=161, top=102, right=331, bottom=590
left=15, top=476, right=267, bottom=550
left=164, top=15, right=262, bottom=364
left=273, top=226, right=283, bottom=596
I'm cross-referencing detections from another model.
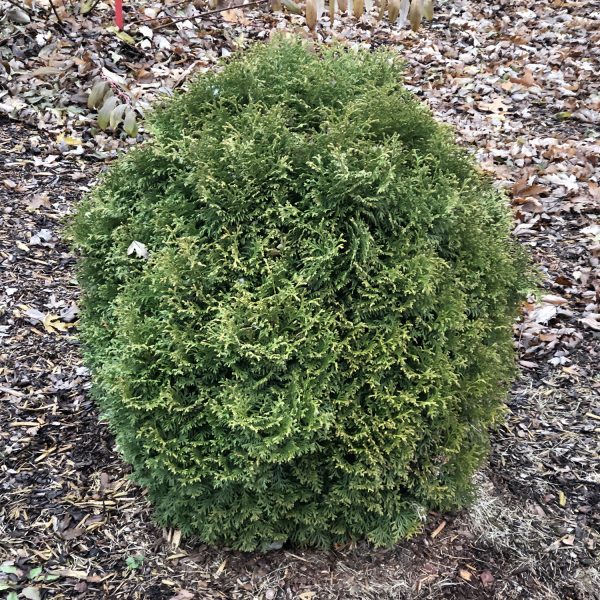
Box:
left=125, top=555, right=145, bottom=570
left=71, top=38, right=533, bottom=551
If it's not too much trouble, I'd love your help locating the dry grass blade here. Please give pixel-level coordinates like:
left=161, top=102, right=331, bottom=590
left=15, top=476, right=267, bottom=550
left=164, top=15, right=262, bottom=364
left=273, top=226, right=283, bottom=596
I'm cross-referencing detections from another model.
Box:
left=353, top=0, right=364, bottom=19
left=388, top=0, right=400, bottom=22
left=408, top=0, right=423, bottom=30
left=306, top=0, right=318, bottom=29
left=423, top=0, right=433, bottom=20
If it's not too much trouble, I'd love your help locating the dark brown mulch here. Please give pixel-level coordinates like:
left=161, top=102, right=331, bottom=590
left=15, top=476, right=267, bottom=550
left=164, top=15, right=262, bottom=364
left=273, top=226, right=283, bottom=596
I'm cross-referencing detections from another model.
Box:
left=1, top=0, right=599, bottom=598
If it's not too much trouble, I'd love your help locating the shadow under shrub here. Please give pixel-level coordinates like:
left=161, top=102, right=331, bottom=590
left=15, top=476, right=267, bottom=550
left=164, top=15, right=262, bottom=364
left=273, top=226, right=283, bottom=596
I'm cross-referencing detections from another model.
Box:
left=71, top=38, right=533, bottom=551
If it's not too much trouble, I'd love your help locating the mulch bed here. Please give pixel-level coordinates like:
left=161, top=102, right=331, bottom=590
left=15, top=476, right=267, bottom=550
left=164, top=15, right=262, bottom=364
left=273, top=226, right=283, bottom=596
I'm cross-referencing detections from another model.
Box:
left=1, top=0, right=599, bottom=598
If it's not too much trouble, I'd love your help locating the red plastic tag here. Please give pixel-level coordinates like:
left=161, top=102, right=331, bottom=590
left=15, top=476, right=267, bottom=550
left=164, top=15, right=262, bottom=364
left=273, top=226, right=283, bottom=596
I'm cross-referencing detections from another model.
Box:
left=115, top=0, right=124, bottom=29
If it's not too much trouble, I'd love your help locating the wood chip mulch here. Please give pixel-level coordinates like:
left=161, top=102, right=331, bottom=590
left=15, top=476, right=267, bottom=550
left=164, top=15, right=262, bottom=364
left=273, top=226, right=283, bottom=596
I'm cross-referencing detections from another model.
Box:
left=1, top=0, right=599, bottom=598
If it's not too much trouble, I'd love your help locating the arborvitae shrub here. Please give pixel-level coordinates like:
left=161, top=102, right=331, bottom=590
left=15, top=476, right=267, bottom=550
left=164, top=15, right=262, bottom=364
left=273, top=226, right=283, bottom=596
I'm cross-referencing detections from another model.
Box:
left=72, top=38, right=532, bottom=551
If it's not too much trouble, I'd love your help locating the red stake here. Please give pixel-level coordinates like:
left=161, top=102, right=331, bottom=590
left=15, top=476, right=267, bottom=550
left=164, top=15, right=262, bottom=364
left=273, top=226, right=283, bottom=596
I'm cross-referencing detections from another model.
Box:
left=115, top=0, right=124, bottom=29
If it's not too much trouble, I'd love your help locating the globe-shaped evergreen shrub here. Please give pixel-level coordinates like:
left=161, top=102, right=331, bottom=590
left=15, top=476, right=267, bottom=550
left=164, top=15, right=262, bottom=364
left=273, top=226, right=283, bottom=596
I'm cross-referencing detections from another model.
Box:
left=72, top=38, right=532, bottom=550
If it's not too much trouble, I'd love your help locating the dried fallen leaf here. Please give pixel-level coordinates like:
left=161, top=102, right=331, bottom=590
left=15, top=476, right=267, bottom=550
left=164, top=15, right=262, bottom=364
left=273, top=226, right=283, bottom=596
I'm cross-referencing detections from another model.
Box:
left=43, top=314, right=70, bottom=334
left=541, top=295, right=568, bottom=305
left=221, top=8, right=251, bottom=24
left=47, top=569, right=89, bottom=580
left=480, top=570, right=494, bottom=587
left=580, top=316, right=600, bottom=331
left=169, top=591, right=195, bottom=600
left=127, top=241, right=148, bottom=259
left=61, top=528, right=86, bottom=540
left=57, top=134, right=83, bottom=146
left=581, top=224, right=600, bottom=237
left=516, top=197, right=543, bottom=213
left=530, top=305, right=557, bottom=324
left=60, top=303, right=80, bottom=323
left=512, top=182, right=548, bottom=198
left=510, top=68, right=536, bottom=87
left=561, top=534, right=575, bottom=546
left=21, top=587, right=41, bottom=600
left=519, top=360, right=538, bottom=369
left=545, top=173, right=578, bottom=191
left=23, top=307, right=45, bottom=324
left=478, top=97, right=511, bottom=114
left=27, top=193, right=52, bottom=211
left=6, top=7, right=31, bottom=24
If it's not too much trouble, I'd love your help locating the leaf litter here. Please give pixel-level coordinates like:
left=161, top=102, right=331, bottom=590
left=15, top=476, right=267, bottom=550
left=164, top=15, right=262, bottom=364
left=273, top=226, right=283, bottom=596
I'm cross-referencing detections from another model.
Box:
left=0, top=0, right=599, bottom=598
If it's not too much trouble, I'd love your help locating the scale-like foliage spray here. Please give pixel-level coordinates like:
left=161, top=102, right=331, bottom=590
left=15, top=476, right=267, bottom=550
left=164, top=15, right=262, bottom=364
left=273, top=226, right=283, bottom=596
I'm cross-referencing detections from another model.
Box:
left=72, top=39, right=533, bottom=551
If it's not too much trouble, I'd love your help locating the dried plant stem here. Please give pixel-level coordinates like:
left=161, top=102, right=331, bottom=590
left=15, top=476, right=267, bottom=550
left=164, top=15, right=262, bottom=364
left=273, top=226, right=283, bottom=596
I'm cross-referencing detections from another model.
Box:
left=47, top=0, right=64, bottom=24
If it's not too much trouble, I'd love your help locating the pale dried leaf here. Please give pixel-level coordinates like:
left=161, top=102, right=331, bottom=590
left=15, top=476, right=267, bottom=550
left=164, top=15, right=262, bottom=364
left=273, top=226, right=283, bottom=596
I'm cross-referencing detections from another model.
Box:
left=123, top=109, right=138, bottom=137
left=541, top=295, right=568, bottom=305
left=169, top=591, right=195, bottom=600
left=138, top=25, right=154, bottom=38
left=23, top=308, right=45, bottom=323
left=127, top=241, right=148, bottom=259
left=7, top=7, right=31, bottom=24
left=97, top=97, right=119, bottom=130
left=110, top=104, right=127, bottom=130
left=531, top=305, right=557, bottom=324
left=88, top=81, right=111, bottom=110
left=580, top=316, right=600, bottom=331
left=21, top=587, right=41, bottom=600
